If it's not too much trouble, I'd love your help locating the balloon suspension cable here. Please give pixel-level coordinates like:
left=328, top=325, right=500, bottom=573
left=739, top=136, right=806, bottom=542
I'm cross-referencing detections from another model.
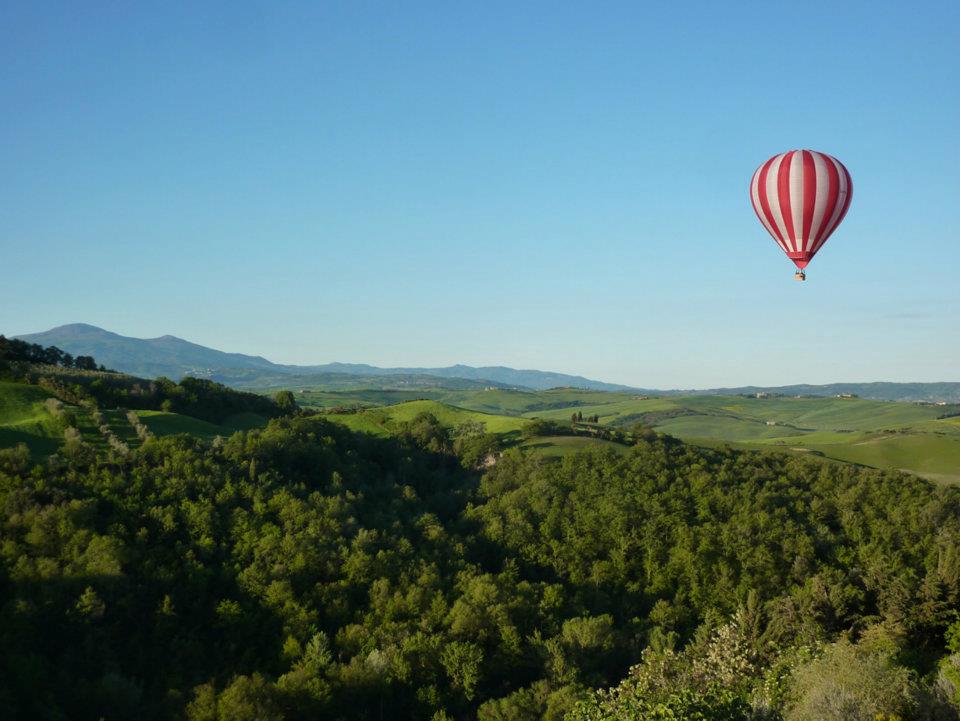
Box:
left=794, top=270, right=806, bottom=282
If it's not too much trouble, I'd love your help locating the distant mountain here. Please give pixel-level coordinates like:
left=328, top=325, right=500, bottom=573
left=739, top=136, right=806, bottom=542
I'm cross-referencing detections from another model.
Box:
left=16, top=323, right=277, bottom=380
left=15, top=324, right=959, bottom=401
left=13, top=324, right=631, bottom=391
left=310, top=363, right=636, bottom=392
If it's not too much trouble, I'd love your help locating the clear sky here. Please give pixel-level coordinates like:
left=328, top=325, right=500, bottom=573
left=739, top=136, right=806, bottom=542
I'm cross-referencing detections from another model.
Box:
left=1, top=1, right=957, bottom=388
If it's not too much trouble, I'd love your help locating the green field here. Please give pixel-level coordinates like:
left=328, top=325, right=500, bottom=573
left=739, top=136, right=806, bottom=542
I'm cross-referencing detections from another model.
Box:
left=0, top=379, right=272, bottom=457
left=515, top=393, right=960, bottom=483
left=6, top=374, right=958, bottom=482
left=321, top=399, right=530, bottom=438
left=297, top=387, right=622, bottom=415
left=0, top=381, right=62, bottom=455
left=519, top=435, right=631, bottom=459
left=134, top=410, right=266, bottom=439
left=308, top=389, right=960, bottom=482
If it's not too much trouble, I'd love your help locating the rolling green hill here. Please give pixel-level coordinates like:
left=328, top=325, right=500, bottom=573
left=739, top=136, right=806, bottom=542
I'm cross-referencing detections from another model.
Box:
left=515, top=392, right=960, bottom=482
left=322, top=399, right=530, bottom=438
left=0, top=376, right=272, bottom=458
left=0, top=382, right=62, bottom=455
left=6, top=370, right=959, bottom=482
left=133, top=410, right=265, bottom=439
left=307, top=389, right=960, bottom=481
left=518, top=435, right=631, bottom=459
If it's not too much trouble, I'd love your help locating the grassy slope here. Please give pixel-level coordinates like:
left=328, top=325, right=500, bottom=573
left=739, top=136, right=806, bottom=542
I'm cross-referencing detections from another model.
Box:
left=9, top=374, right=955, bottom=481
left=519, top=435, right=630, bottom=459
left=0, top=381, right=62, bottom=456
left=322, top=400, right=636, bottom=459
left=298, top=388, right=640, bottom=415
left=322, top=400, right=530, bottom=437
left=464, top=392, right=955, bottom=482
left=311, top=390, right=959, bottom=481
left=135, top=410, right=265, bottom=439
left=0, top=377, right=269, bottom=456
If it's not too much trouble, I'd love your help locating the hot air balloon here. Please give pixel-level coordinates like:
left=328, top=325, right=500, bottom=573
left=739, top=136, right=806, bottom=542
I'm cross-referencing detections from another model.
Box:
left=749, top=149, right=852, bottom=280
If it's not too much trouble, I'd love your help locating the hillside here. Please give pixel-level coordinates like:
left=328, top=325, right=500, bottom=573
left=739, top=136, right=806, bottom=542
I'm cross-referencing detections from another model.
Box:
left=521, top=393, right=960, bottom=483
left=322, top=399, right=530, bottom=439
left=304, top=389, right=960, bottom=483
left=17, top=325, right=960, bottom=401
left=2, top=413, right=958, bottom=720
left=15, top=323, right=278, bottom=379
left=0, top=382, right=64, bottom=456
left=14, top=324, right=628, bottom=391
left=0, top=336, right=283, bottom=460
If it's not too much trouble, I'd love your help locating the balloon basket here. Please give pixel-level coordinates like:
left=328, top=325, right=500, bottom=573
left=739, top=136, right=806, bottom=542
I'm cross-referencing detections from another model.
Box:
left=794, top=271, right=806, bottom=281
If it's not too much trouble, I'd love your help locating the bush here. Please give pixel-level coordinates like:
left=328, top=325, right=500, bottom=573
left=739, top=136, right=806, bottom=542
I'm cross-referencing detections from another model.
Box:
left=784, top=639, right=917, bottom=721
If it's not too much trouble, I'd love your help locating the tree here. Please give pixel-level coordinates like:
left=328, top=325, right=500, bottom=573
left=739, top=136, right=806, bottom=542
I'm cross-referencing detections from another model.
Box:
left=442, top=642, right=484, bottom=701
left=215, top=674, right=284, bottom=721
left=75, top=355, right=97, bottom=371
left=274, top=390, right=297, bottom=414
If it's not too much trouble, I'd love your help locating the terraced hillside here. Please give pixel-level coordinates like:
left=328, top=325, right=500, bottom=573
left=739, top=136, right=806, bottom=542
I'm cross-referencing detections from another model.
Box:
left=0, top=378, right=272, bottom=459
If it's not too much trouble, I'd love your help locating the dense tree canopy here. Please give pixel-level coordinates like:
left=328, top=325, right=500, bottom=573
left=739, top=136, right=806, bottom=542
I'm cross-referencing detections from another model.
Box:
left=0, top=415, right=958, bottom=719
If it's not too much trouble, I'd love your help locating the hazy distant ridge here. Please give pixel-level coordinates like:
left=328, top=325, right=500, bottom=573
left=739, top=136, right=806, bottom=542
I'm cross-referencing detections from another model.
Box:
left=14, top=324, right=632, bottom=391
left=674, top=382, right=960, bottom=403
left=14, top=324, right=960, bottom=401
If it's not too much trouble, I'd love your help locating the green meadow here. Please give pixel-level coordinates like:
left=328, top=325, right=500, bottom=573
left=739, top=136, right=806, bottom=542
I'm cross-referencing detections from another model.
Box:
left=309, top=387, right=960, bottom=482
left=518, top=434, right=631, bottom=459
left=321, top=399, right=530, bottom=438
left=133, top=410, right=266, bottom=439
left=6, top=374, right=959, bottom=482
left=0, top=380, right=272, bottom=457
left=0, top=381, right=63, bottom=455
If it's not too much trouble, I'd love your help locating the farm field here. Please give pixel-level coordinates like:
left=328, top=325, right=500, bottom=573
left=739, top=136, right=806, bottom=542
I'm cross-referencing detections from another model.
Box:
left=297, top=387, right=625, bottom=415
left=517, top=393, right=960, bottom=483
left=321, top=399, right=530, bottom=439
left=6, top=371, right=959, bottom=483
left=311, top=389, right=960, bottom=482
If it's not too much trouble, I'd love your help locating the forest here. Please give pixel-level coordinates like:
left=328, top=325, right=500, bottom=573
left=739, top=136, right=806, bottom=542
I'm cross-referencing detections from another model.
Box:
left=2, top=401, right=959, bottom=719
left=0, top=336, right=283, bottom=424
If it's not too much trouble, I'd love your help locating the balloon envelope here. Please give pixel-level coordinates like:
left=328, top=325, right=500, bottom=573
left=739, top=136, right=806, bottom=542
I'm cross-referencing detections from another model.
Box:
left=749, top=150, right=852, bottom=270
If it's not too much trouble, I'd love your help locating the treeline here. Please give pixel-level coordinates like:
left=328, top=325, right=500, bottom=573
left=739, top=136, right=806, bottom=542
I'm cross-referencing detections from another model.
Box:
left=0, top=334, right=105, bottom=372
left=0, top=417, right=958, bottom=720
left=23, top=373, right=284, bottom=425
left=525, top=417, right=659, bottom=445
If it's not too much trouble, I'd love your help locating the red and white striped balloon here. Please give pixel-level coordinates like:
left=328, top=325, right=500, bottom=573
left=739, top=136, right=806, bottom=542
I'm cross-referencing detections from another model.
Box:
left=749, top=149, right=852, bottom=271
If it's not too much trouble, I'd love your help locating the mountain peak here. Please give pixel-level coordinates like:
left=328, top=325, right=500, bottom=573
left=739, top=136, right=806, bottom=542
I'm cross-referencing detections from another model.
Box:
left=49, top=322, right=111, bottom=333
left=21, top=323, right=121, bottom=340
left=14, top=324, right=278, bottom=378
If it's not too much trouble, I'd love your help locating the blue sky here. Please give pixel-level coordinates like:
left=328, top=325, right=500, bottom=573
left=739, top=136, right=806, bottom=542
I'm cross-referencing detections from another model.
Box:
left=1, top=1, right=957, bottom=387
